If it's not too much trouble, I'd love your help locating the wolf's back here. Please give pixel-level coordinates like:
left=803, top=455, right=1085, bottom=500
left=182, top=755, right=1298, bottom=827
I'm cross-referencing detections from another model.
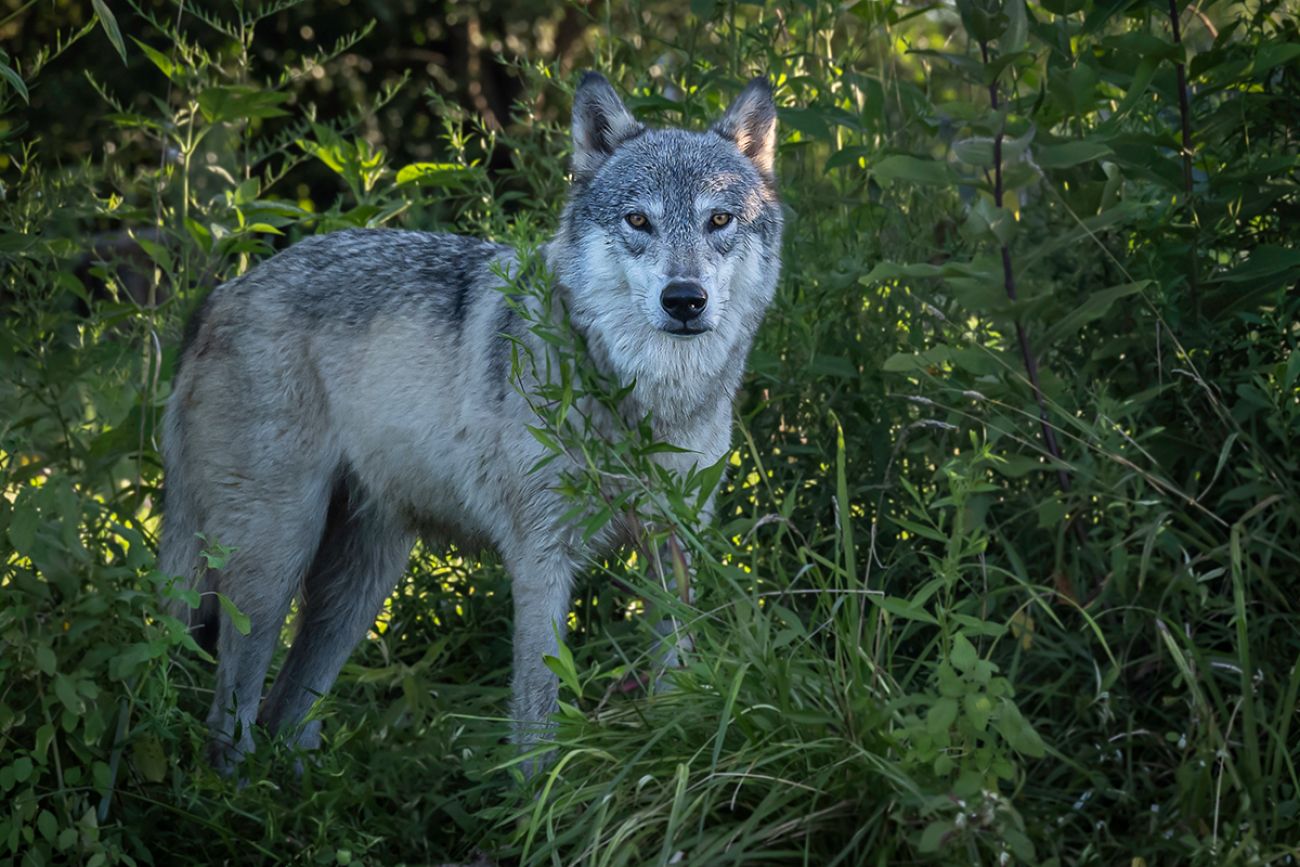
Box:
left=157, top=229, right=515, bottom=651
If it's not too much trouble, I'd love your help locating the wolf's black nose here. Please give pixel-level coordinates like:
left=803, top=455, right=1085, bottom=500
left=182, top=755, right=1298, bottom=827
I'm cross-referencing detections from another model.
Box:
left=661, top=281, right=708, bottom=323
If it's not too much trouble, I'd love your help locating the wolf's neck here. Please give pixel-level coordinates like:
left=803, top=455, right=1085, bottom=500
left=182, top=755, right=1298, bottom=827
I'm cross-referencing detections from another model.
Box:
left=532, top=253, right=737, bottom=435
left=566, top=307, right=747, bottom=436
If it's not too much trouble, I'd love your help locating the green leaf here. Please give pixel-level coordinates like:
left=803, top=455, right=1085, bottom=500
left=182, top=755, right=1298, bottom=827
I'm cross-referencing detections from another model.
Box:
left=1249, top=42, right=1300, bottom=77
left=926, top=696, right=959, bottom=735
left=35, top=724, right=55, bottom=762
left=951, top=633, right=979, bottom=672
left=918, top=820, right=952, bottom=853
left=1045, top=281, right=1150, bottom=343
left=963, top=196, right=1017, bottom=245
left=216, top=594, right=251, bottom=636
left=131, top=735, right=168, bottom=783
left=198, top=86, right=291, bottom=124
left=197, top=535, right=234, bottom=569
left=131, top=38, right=175, bottom=81
left=1213, top=246, right=1300, bottom=284
left=951, top=347, right=999, bottom=375
left=712, top=662, right=749, bottom=767
left=952, top=136, right=994, bottom=167
left=956, top=0, right=1008, bottom=43
left=825, top=145, right=872, bottom=172
left=1036, top=140, right=1113, bottom=169
left=91, top=0, right=127, bottom=64
left=8, top=497, right=38, bottom=554
left=1066, top=62, right=1099, bottom=114
left=1040, top=0, right=1085, bottom=12
left=1036, top=498, right=1067, bottom=528
left=807, top=355, right=858, bottom=379
left=54, top=674, right=84, bottom=714
left=525, top=425, right=560, bottom=453
left=543, top=640, right=581, bottom=700
left=1002, top=0, right=1028, bottom=53
left=692, top=456, right=728, bottom=503
left=870, top=595, right=939, bottom=625
left=778, top=107, right=832, bottom=139
left=997, top=698, right=1047, bottom=757
left=882, top=346, right=953, bottom=373
left=1285, top=350, right=1300, bottom=390
left=861, top=260, right=990, bottom=284
left=37, top=809, right=57, bottom=843
left=184, top=218, right=213, bottom=254
left=991, top=454, right=1046, bottom=479
left=395, top=162, right=473, bottom=187
left=0, top=60, right=29, bottom=103
left=964, top=692, right=994, bottom=731
left=937, top=662, right=964, bottom=697
left=34, top=645, right=56, bottom=676
left=871, top=154, right=956, bottom=187
left=135, top=236, right=174, bottom=273
left=891, top=516, right=948, bottom=543
left=1112, top=57, right=1158, bottom=118
left=909, top=49, right=984, bottom=80
left=234, top=177, right=260, bottom=205
left=1102, top=32, right=1182, bottom=63
left=1022, top=200, right=1146, bottom=268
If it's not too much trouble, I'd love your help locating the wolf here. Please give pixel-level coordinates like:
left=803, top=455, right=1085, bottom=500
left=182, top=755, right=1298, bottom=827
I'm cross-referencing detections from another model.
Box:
left=159, top=72, right=783, bottom=770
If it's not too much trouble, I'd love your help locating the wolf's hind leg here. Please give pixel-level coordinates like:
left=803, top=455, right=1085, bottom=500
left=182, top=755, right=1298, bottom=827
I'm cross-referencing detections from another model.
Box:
left=259, top=488, right=412, bottom=750
left=204, top=474, right=336, bottom=774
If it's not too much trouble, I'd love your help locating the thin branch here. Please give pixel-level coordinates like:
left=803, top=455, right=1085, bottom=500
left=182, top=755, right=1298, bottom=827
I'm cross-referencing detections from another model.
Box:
left=979, top=39, right=1085, bottom=545
left=1168, top=0, right=1200, bottom=315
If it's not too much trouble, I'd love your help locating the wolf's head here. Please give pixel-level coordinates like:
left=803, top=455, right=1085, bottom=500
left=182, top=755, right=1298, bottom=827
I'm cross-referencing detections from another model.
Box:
left=550, top=73, right=783, bottom=407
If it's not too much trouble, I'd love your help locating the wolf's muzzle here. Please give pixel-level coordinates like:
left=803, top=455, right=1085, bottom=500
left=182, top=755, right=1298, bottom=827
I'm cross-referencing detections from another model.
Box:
left=661, top=280, right=708, bottom=326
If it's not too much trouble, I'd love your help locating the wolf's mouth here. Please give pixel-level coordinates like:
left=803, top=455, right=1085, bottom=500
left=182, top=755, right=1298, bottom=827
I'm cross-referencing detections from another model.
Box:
left=663, top=324, right=711, bottom=337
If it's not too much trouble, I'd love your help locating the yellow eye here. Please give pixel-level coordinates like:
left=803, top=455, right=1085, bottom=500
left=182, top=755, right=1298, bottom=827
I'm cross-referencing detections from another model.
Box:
left=625, top=213, right=649, bottom=229
left=710, top=212, right=733, bottom=229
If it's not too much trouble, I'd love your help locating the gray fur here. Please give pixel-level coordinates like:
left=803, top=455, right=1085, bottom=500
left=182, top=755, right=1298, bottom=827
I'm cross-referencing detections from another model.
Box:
left=158, top=73, right=783, bottom=771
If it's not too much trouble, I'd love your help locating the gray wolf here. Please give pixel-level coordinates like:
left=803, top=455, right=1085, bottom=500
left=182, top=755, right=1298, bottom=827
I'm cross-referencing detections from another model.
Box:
left=159, top=72, right=783, bottom=770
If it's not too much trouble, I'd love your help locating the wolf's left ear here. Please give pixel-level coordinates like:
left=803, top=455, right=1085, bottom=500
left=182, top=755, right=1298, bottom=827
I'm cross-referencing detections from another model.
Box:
left=571, top=72, right=643, bottom=183
left=712, top=76, right=778, bottom=178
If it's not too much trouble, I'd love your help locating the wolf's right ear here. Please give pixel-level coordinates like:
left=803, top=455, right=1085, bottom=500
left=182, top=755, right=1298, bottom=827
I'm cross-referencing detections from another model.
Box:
left=712, top=76, right=778, bottom=178
left=571, top=72, right=643, bottom=183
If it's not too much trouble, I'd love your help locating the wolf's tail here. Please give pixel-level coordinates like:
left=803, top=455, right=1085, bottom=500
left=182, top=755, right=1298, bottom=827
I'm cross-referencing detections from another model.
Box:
left=157, top=394, right=220, bottom=657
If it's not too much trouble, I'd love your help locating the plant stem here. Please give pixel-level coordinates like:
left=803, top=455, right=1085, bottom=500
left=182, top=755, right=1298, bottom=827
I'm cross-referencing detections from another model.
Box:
left=979, top=41, right=1080, bottom=521
left=1167, top=0, right=1199, bottom=316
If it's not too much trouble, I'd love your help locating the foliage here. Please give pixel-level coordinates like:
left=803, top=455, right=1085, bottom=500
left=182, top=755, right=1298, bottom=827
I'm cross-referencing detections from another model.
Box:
left=2, top=0, right=1298, bottom=864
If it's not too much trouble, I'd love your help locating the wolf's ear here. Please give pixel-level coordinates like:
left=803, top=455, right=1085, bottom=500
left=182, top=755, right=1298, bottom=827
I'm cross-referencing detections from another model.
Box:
left=712, top=77, right=778, bottom=177
left=571, top=72, right=643, bottom=183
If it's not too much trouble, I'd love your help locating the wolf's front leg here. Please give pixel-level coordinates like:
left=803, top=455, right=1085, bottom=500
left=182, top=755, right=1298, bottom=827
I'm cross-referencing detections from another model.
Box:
left=650, top=533, right=695, bottom=678
left=505, top=547, right=575, bottom=758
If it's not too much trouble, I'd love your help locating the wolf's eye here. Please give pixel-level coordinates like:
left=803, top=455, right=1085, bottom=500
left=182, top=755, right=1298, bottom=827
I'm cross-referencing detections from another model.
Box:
left=625, top=213, right=650, bottom=230
left=709, top=212, right=734, bottom=230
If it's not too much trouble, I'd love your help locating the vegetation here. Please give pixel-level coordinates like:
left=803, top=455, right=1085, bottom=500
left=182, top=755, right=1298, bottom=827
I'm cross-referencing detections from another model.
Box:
left=2, top=0, right=1298, bottom=863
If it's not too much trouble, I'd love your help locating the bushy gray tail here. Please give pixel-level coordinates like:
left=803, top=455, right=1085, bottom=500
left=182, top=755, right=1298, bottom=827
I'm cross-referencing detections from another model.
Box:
left=157, top=405, right=220, bottom=656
